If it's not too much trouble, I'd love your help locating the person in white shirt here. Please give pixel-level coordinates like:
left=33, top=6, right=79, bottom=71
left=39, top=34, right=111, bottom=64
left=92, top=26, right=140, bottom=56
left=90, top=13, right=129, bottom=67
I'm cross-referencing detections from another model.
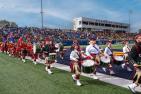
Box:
left=104, top=41, right=115, bottom=74
left=70, top=43, right=82, bottom=86
left=85, top=37, right=102, bottom=79
left=122, top=40, right=132, bottom=71
left=104, top=41, right=113, bottom=56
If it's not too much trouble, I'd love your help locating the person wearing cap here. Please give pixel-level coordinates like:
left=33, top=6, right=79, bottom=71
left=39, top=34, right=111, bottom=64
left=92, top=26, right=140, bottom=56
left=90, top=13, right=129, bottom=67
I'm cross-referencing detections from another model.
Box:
left=70, top=43, right=82, bottom=86
left=104, top=40, right=115, bottom=74
left=128, top=34, right=141, bottom=93
left=122, top=40, right=132, bottom=71
left=85, top=37, right=102, bottom=79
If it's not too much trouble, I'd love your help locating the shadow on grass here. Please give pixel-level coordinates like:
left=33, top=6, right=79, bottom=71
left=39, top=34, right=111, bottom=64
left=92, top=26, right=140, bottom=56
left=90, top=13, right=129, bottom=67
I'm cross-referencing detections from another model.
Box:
left=136, top=92, right=141, bottom=94
left=82, top=78, right=109, bottom=87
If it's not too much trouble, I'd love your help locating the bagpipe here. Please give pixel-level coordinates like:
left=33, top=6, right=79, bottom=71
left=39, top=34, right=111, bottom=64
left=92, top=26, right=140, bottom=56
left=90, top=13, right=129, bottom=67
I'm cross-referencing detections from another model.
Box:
left=43, top=44, right=57, bottom=63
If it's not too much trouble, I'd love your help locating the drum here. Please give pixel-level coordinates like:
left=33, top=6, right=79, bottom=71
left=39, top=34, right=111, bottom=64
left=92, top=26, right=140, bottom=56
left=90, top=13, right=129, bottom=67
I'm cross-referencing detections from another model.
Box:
left=82, top=59, right=95, bottom=74
left=48, top=53, right=56, bottom=61
left=100, top=56, right=110, bottom=67
left=114, top=56, right=124, bottom=65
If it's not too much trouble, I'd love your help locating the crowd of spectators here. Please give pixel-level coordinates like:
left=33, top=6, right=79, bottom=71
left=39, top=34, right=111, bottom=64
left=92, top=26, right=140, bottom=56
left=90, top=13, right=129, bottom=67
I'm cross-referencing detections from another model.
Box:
left=0, top=27, right=136, bottom=46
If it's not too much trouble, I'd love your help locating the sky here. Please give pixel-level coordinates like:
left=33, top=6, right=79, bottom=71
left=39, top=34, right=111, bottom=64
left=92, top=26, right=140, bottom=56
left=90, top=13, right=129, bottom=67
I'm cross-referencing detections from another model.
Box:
left=0, top=0, right=141, bottom=32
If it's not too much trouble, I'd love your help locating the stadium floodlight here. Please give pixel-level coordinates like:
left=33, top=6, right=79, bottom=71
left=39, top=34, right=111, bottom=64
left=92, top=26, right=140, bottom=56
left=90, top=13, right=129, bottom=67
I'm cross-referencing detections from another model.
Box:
left=128, top=10, right=133, bottom=33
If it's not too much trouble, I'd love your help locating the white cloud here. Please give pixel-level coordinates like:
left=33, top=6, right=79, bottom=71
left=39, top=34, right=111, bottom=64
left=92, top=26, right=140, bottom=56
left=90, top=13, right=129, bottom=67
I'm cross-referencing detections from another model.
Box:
left=103, top=9, right=121, bottom=18
left=0, top=0, right=72, bottom=21
left=0, top=0, right=141, bottom=32
left=134, top=0, right=141, bottom=4
left=44, top=9, right=72, bottom=21
left=0, top=0, right=122, bottom=22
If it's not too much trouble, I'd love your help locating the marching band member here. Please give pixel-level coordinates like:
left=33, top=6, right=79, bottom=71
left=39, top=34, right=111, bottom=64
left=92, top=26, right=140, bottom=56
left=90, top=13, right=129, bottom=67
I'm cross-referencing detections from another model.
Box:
left=12, top=43, right=17, bottom=57
left=2, top=36, right=8, bottom=53
left=16, top=36, right=23, bottom=58
left=7, top=42, right=12, bottom=56
left=104, top=41, right=115, bottom=74
left=122, top=40, right=132, bottom=71
left=7, top=34, right=15, bottom=56
left=128, top=34, right=141, bottom=93
left=44, top=38, right=52, bottom=74
left=26, top=41, right=33, bottom=57
left=32, top=42, right=38, bottom=65
left=70, top=43, right=82, bottom=86
left=49, top=38, right=57, bottom=64
left=37, top=41, right=43, bottom=61
left=40, top=40, right=45, bottom=58
left=21, top=42, right=27, bottom=63
left=0, top=42, right=2, bottom=52
left=85, top=37, right=102, bottom=79
left=44, top=38, right=56, bottom=74
left=72, top=39, right=81, bottom=51
left=55, top=42, right=64, bottom=59
left=15, top=42, right=22, bottom=58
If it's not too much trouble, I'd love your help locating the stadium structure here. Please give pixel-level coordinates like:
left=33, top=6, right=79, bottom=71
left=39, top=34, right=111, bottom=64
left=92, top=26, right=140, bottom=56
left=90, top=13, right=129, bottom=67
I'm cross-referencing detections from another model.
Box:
left=73, top=17, right=129, bottom=33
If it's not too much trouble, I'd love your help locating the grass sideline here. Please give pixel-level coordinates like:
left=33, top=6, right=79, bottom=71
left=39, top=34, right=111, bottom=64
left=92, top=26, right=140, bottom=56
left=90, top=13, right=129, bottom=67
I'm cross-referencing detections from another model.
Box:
left=65, top=44, right=123, bottom=49
left=65, top=44, right=134, bottom=50
left=0, top=53, right=140, bottom=94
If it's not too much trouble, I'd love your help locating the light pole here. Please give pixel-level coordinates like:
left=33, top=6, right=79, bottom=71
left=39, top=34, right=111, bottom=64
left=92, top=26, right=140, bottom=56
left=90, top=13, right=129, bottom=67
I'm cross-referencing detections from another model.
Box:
left=40, top=0, right=44, bottom=29
left=128, top=10, right=132, bottom=33
left=8, top=22, right=12, bottom=32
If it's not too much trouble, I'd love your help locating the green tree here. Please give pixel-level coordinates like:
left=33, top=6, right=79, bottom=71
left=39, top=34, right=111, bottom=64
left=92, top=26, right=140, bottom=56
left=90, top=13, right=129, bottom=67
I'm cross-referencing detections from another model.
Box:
left=0, top=20, right=18, bottom=28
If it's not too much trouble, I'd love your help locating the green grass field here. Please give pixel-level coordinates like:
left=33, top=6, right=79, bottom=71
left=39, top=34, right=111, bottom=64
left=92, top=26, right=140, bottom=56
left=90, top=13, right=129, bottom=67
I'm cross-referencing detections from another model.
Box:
left=0, top=53, right=140, bottom=94
left=65, top=44, right=134, bottom=50
left=65, top=44, right=124, bottom=49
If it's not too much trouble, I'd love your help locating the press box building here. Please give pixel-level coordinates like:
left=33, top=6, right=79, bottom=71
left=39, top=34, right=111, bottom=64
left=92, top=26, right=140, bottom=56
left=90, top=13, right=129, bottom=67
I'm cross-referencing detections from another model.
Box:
left=73, top=17, right=129, bottom=32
